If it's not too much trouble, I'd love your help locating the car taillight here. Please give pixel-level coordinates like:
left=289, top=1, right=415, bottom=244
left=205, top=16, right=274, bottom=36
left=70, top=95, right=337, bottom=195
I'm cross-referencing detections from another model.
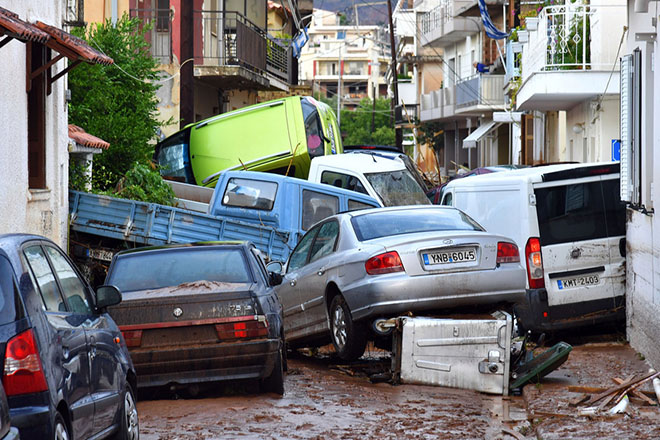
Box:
left=215, top=316, right=269, bottom=340
left=121, top=330, right=143, bottom=348
left=525, top=237, right=545, bottom=289
left=365, top=251, right=404, bottom=275
left=496, top=242, right=520, bottom=264
left=3, top=329, right=48, bottom=396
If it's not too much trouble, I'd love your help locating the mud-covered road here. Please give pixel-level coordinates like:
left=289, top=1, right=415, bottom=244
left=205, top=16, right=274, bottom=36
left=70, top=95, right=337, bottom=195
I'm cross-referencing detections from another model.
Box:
left=137, top=341, right=660, bottom=440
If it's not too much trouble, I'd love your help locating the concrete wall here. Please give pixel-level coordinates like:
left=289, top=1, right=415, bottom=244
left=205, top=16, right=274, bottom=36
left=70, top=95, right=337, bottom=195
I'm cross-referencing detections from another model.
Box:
left=624, top=1, right=660, bottom=370
left=564, top=96, right=620, bottom=163
left=0, top=1, right=69, bottom=247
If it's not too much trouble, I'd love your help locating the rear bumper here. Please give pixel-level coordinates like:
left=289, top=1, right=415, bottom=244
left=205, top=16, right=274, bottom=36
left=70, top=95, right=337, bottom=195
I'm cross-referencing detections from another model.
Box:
left=345, top=265, right=527, bottom=321
left=514, top=289, right=625, bottom=332
left=130, top=338, right=281, bottom=388
left=9, top=404, right=51, bottom=438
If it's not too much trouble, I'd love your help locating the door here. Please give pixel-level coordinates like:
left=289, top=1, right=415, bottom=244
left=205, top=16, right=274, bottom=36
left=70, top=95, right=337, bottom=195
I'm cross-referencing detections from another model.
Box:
left=533, top=176, right=626, bottom=311
left=23, top=244, right=94, bottom=439
left=279, top=226, right=319, bottom=340
left=295, top=220, right=340, bottom=334
left=43, top=245, right=122, bottom=435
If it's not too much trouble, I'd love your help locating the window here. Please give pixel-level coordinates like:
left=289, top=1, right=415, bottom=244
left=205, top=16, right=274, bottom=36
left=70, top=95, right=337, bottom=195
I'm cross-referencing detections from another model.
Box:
left=320, top=171, right=368, bottom=195
left=364, top=170, right=430, bottom=206
left=301, top=97, right=325, bottom=158
left=27, top=42, right=47, bottom=189
left=351, top=208, right=482, bottom=241
left=107, top=248, right=253, bottom=292
left=337, top=30, right=346, bottom=39
left=222, top=178, right=277, bottom=210
left=348, top=199, right=376, bottom=211
left=620, top=50, right=643, bottom=206
left=45, top=246, right=92, bottom=314
left=0, top=256, right=24, bottom=325
left=441, top=191, right=452, bottom=206
left=309, top=221, right=339, bottom=263
left=535, top=179, right=626, bottom=246
left=301, top=190, right=339, bottom=230
left=156, top=0, right=170, bottom=32
left=24, top=245, right=65, bottom=312
left=156, top=128, right=194, bottom=183
left=287, top=227, right=318, bottom=272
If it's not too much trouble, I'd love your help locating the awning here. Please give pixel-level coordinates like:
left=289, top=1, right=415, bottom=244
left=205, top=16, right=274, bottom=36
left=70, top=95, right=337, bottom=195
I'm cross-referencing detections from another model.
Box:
left=463, top=120, right=501, bottom=149
left=0, top=6, right=49, bottom=47
left=68, top=124, right=110, bottom=151
left=35, top=21, right=113, bottom=66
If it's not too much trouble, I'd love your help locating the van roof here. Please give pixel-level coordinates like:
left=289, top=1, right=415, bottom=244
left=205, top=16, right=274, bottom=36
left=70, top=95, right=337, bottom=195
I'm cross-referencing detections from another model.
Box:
left=446, top=162, right=620, bottom=188
left=311, top=152, right=406, bottom=173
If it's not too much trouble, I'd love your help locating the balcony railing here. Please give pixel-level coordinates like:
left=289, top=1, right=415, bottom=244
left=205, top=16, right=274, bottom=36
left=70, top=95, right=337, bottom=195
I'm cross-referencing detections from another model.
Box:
left=420, top=0, right=452, bottom=35
left=455, top=74, right=505, bottom=108
left=522, top=3, right=625, bottom=82
left=130, top=9, right=290, bottom=83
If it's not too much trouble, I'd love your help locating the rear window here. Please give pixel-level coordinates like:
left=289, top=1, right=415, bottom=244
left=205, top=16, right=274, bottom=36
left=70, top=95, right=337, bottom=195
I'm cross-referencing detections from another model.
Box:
left=535, top=179, right=626, bottom=246
left=0, top=256, right=23, bottom=325
left=365, top=170, right=431, bottom=206
left=222, top=178, right=277, bottom=211
left=351, top=209, right=483, bottom=241
left=107, top=247, right=253, bottom=292
left=155, top=128, right=194, bottom=183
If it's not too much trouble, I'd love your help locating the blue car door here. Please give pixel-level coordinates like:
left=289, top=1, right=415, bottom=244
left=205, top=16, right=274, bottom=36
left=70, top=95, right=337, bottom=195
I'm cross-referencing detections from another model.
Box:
left=42, top=246, right=123, bottom=435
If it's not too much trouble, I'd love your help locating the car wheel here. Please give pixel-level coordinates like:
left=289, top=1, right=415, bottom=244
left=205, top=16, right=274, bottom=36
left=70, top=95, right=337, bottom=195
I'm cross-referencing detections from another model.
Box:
left=329, top=295, right=367, bottom=361
left=113, top=383, right=139, bottom=440
left=260, top=346, right=284, bottom=396
left=53, top=412, right=70, bottom=440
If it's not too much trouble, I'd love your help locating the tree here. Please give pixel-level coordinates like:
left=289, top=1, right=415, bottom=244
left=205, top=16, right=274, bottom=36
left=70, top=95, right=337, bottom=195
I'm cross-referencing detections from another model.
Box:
left=339, top=98, right=394, bottom=146
left=68, top=15, right=164, bottom=192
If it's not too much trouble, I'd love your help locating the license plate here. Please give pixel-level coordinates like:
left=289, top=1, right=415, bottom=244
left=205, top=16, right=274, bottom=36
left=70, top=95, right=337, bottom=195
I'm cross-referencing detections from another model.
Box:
left=557, top=274, right=600, bottom=289
left=422, top=248, right=476, bottom=265
left=89, top=248, right=114, bottom=262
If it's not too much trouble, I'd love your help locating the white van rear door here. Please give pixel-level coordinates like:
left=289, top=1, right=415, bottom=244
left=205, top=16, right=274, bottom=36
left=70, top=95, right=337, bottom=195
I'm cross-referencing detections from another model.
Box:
left=533, top=176, right=626, bottom=307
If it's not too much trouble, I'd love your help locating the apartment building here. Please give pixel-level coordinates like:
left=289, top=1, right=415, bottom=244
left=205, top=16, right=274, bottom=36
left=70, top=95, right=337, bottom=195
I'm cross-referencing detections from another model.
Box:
left=416, top=0, right=510, bottom=178
left=298, top=9, right=390, bottom=109
left=82, top=0, right=311, bottom=137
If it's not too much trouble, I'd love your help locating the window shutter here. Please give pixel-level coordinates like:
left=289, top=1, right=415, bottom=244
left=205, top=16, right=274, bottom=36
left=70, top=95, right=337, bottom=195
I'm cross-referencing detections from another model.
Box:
left=619, top=50, right=641, bottom=205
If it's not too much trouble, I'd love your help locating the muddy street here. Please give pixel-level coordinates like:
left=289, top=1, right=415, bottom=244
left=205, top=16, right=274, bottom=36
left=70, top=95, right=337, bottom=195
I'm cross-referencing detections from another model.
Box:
left=136, top=339, right=660, bottom=440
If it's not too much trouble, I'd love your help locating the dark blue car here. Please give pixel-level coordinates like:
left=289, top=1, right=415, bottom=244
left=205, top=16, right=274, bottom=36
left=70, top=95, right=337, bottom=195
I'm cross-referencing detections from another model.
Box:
left=0, top=234, right=138, bottom=439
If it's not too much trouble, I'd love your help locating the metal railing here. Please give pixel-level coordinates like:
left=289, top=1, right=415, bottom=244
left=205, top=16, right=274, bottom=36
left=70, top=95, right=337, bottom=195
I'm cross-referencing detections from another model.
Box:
left=130, top=8, right=173, bottom=63
left=522, top=3, right=625, bottom=81
left=420, top=0, right=452, bottom=35
left=456, top=74, right=505, bottom=108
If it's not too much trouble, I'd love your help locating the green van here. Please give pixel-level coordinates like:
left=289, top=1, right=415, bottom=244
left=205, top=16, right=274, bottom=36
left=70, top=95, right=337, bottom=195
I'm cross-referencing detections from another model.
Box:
left=155, top=96, right=342, bottom=187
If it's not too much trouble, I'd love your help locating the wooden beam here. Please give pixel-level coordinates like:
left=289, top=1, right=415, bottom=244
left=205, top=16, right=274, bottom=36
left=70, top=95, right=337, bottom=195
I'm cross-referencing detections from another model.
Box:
left=31, top=52, right=63, bottom=80
left=25, top=40, right=31, bottom=92
left=0, top=36, right=13, bottom=50
left=49, top=59, right=81, bottom=84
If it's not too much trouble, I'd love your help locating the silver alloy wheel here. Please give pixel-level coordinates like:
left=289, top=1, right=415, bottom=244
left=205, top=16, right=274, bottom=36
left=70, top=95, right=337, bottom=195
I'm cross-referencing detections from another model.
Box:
left=332, top=304, right=347, bottom=350
left=124, top=388, right=139, bottom=440
left=54, top=420, right=69, bottom=440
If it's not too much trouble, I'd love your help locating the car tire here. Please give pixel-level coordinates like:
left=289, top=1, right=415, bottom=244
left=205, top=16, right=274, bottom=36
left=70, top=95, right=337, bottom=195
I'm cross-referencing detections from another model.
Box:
left=113, top=382, right=139, bottom=440
left=329, top=295, right=367, bottom=361
left=260, top=347, right=285, bottom=396
left=53, top=412, right=70, bottom=440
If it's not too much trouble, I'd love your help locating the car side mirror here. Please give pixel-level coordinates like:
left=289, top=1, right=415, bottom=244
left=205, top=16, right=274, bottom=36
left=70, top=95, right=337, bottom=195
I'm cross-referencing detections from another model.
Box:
left=96, top=285, right=123, bottom=309
left=266, top=261, right=284, bottom=286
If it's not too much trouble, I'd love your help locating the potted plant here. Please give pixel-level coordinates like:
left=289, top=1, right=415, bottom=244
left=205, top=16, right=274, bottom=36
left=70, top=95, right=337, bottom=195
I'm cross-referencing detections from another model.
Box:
left=526, top=16, right=539, bottom=31
left=518, top=29, right=529, bottom=43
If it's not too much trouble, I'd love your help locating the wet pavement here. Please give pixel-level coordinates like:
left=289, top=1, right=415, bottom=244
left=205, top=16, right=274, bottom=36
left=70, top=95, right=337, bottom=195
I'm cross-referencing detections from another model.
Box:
left=137, top=337, right=660, bottom=440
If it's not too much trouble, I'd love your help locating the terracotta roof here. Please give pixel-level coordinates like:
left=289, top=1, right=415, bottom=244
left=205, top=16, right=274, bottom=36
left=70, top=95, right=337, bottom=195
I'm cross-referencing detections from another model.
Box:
left=268, top=1, right=291, bottom=15
left=0, top=6, right=49, bottom=43
left=69, top=125, right=110, bottom=150
left=35, top=21, right=113, bottom=65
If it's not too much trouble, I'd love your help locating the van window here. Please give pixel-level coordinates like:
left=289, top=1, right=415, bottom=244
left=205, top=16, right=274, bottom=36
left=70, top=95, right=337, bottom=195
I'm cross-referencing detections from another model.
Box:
left=156, top=127, right=194, bottom=183
left=321, top=171, right=368, bottom=195
left=301, top=98, right=325, bottom=159
left=222, top=178, right=277, bottom=210
left=348, top=199, right=376, bottom=211
left=301, top=190, right=339, bottom=230
left=441, top=191, right=452, bottom=206
left=535, top=179, right=625, bottom=246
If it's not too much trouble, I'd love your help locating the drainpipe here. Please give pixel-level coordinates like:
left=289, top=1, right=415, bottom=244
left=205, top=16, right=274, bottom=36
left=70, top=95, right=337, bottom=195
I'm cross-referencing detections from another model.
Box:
left=111, top=0, right=117, bottom=25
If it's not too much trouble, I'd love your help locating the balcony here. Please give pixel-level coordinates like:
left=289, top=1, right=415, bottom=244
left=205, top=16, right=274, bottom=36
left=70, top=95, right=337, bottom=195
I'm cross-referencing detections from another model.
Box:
left=420, top=0, right=482, bottom=46
left=420, top=87, right=455, bottom=122
left=455, top=74, right=506, bottom=113
left=130, top=9, right=291, bottom=90
left=515, top=3, right=626, bottom=111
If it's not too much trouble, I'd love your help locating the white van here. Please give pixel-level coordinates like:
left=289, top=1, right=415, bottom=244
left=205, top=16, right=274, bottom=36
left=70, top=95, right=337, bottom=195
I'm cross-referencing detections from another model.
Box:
left=441, top=163, right=626, bottom=332
left=308, top=152, right=430, bottom=206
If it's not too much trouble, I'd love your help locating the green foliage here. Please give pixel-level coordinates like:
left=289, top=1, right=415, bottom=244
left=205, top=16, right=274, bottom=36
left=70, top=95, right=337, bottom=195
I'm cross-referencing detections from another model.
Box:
left=68, top=14, right=163, bottom=193
left=417, top=121, right=444, bottom=152
left=109, top=163, right=176, bottom=206
left=339, top=98, right=394, bottom=146
left=69, top=160, right=91, bottom=191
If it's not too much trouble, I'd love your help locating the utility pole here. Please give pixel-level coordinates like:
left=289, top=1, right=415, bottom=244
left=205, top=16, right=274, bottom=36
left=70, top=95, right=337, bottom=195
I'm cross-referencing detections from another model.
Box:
left=371, top=83, right=376, bottom=134
left=337, top=46, right=342, bottom=127
left=386, top=0, right=402, bottom=151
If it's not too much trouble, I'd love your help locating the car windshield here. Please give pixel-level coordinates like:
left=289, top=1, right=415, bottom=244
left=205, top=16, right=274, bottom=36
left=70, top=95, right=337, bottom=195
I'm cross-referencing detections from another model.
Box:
left=351, top=209, right=483, bottom=241
left=364, top=170, right=430, bottom=206
left=155, top=128, right=194, bottom=183
left=107, top=247, right=252, bottom=292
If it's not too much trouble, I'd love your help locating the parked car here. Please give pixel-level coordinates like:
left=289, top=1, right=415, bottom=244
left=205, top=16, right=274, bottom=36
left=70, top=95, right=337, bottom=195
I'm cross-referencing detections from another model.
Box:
left=0, top=234, right=138, bottom=439
left=269, top=206, right=527, bottom=361
left=104, top=241, right=286, bottom=395
left=427, top=165, right=527, bottom=204
left=440, top=162, right=626, bottom=332
left=0, top=382, right=18, bottom=440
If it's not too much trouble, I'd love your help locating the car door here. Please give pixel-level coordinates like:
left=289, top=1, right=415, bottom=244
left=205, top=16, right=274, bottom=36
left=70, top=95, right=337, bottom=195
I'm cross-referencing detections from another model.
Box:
left=533, top=176, right=626, bottom=310
left=296, top=220, right=340, bottom=334
left=279, top=226, right=319, bottom=340
left=42, top=245, right=123, bottom=435
left=23, top=243, right=94, bottom=439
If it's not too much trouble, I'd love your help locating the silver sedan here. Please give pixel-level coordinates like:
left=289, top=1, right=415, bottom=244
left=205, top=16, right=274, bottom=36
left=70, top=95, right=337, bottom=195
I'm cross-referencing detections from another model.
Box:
left=271, top=206, right=526, bottom=361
